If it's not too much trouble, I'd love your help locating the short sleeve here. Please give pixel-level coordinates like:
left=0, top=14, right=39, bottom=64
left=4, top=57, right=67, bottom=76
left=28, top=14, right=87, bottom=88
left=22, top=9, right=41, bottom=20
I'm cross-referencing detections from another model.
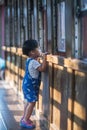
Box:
left=32, top=60, right=41, bottom=69
left=28, top=59, right=41, bottom=78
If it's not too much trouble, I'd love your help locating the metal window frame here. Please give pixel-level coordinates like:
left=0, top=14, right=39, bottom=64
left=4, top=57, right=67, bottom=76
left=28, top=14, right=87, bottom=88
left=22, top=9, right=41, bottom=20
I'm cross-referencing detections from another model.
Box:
left=80, top=9, right=87, bottom=17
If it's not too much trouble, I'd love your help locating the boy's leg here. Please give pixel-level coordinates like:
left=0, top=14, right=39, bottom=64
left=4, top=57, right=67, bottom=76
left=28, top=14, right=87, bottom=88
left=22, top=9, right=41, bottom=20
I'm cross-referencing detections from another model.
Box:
left=24, top=102, right=35, bottom=121
left=20, top=102, right=36, bottom=129
left=23, top=100, right=28, bottom=118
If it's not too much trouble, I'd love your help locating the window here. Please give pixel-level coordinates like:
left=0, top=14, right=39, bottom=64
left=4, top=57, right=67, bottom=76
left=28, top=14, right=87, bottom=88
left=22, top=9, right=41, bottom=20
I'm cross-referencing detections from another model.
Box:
left=81, top=0, right=87, bottom=10
left=80, top=0, right=87, bottom=58
left=74, top=0, right=87, bottom=58
left=81, top=16, right=87, bottom=58
left=57, top=1, right=66, bottom=52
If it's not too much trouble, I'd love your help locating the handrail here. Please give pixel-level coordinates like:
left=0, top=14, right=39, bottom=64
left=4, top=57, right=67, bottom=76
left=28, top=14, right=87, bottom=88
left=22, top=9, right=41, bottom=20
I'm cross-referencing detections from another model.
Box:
left=2, top=46, right=87, bottom=72
left=47, top=55, right=87, bottom=72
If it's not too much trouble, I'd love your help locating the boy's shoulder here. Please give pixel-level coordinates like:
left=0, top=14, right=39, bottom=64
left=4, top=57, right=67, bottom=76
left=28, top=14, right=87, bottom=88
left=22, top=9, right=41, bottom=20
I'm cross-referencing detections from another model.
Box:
left=27, top=58, right=37, bottom=62
left=27, top=58, right=40, bottom=65
left=28, top=58, right=41, bottom=69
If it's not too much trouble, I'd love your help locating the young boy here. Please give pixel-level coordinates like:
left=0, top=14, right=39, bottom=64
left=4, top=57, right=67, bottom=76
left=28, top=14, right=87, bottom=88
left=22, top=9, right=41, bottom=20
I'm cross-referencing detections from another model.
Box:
left=20, top=39, right=47, bottom=129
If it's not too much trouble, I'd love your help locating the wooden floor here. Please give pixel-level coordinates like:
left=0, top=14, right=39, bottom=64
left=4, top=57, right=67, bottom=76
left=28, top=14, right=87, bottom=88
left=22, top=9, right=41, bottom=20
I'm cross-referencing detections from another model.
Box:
left=0, top=81, right=47, bottom=130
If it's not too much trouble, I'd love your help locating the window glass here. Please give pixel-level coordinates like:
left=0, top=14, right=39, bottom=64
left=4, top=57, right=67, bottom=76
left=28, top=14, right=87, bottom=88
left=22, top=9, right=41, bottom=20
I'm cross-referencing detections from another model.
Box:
left=57, top=2, right=66, bottom=52
left=81, top=0, right=87, bottom=10
left=81, top=15, right=87, bottom=58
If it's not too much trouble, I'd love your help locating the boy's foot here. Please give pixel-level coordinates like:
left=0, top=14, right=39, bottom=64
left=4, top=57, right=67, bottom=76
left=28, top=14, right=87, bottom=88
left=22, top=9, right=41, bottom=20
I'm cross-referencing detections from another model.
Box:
left=21, top=117, right=33, bottom=124
left=20, top=120, right=35, bottom=129
left=28, top=119, right=33, bottom=124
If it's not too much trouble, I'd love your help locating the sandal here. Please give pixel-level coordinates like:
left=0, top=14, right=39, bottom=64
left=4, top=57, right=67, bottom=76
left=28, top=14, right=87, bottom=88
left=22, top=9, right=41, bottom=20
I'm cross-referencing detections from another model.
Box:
left=20, top=120, right=35, bottom=129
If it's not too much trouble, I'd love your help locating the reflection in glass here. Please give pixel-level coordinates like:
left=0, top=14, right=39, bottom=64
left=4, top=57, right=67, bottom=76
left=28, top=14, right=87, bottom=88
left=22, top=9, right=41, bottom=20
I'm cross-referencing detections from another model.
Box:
left=81, top=0, right=87, bottom=9
left=57, top=2, right=66, bottom=52
left=81, top=16, right=87, bottom=58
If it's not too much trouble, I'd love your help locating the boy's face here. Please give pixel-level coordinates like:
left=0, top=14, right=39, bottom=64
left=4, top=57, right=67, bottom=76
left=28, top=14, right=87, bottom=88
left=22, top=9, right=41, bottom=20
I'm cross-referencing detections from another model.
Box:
left=32, top=48, right=40, bottom=58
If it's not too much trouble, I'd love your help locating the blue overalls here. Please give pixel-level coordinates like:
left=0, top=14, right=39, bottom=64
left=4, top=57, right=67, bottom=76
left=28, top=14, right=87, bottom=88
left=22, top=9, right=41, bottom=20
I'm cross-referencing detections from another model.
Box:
left=22, top=58, right=41, bottom=102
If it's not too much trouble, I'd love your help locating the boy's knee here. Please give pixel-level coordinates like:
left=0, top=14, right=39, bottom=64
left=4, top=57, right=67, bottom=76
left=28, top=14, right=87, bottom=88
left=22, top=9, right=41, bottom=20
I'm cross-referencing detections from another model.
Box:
left=30, top=102, right=35, bottom=107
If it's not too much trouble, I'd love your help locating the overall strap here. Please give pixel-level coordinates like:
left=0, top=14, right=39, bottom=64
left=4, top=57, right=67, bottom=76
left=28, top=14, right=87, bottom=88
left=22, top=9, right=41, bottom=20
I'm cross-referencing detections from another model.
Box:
left=25, top=58, right=33, bottom=75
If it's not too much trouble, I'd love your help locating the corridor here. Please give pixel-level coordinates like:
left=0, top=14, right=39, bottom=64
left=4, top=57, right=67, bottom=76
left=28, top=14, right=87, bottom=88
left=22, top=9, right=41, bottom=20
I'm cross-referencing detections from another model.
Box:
left=0, top=81, right=46, bottom=130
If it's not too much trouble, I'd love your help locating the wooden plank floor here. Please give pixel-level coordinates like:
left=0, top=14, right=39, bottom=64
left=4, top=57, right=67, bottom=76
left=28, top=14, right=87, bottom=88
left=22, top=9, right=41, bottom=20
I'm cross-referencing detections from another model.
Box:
left=0, top=81, right=47, bottom=130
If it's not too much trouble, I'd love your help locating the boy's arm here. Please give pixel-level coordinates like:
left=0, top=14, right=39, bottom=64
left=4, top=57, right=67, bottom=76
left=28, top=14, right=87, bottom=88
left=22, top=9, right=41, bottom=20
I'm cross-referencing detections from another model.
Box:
left=37, top=55, right=47, bottom=72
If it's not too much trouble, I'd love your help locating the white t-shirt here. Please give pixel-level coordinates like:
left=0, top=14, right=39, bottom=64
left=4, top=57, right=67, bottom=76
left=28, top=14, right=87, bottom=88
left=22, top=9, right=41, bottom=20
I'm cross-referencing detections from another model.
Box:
left=28, top=59, right=41, bottom=78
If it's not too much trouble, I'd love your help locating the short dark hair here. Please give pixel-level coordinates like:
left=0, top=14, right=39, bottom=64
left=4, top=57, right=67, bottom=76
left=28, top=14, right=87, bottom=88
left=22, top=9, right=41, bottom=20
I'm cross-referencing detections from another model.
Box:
left=22, top=39, right=38, bottom=56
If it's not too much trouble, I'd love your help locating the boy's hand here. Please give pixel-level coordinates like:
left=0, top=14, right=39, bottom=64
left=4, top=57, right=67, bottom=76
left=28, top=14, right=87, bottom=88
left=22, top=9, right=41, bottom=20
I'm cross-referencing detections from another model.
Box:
left=41, top=52, right=50, bottom=56
left=44, top=52, right=50, bottom=55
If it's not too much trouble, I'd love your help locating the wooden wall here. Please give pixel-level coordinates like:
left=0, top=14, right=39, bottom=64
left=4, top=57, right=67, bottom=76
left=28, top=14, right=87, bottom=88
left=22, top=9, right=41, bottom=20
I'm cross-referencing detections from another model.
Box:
left=3, top=48, right=87, bottom=130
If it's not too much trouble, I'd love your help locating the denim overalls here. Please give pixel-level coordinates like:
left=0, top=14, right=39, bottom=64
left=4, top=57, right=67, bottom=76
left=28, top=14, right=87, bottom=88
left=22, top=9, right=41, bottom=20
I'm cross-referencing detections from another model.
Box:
left=22, top=58, right=41, bottom=102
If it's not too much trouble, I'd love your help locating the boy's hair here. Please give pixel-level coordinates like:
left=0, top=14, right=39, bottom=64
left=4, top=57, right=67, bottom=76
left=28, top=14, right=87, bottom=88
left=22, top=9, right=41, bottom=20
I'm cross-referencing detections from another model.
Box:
left=22, top=39, right=38, bottom=56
